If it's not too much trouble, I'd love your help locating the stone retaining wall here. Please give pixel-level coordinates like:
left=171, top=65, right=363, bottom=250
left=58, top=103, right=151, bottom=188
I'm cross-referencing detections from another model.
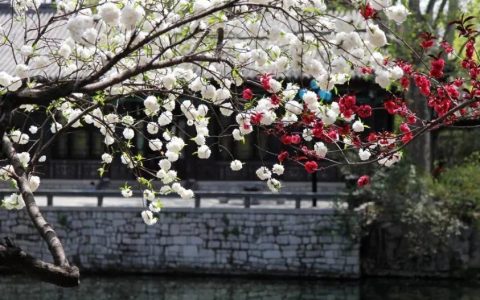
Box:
left=0, top=207, right=359, bottom=278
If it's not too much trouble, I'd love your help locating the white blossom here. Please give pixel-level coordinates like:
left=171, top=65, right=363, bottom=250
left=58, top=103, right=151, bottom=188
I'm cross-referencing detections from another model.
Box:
left=123, top=128, right=135, bottom=140
left=230, top=160, right=243, bottom=171
left=314, top=142, right=328, bottom=158
left=256, top=167, right=271, bottom=180
left=149, top=200, right=163, bottom=212
left=385, top=4, right=409, bottom=24
left=143, top=189, right=155, bottom=201
left=99, top=2, right=120, bottom=25
left=158, top=159, right=171, bottom=171
left=272, top=164, right=285, bottom=176
left=147, top=122, right=159, bottom=134
left=267, top=178, right=282, bottom=192
left=10, top=130, right=29, bottom=144
left=29, top=175, right=40, bottom=192
left=149, top=139, right=163, bottom=151
left=120, top=4, right=144, bottom=29
left=352, top=120, right=365, bottom=133
left=2, top=193, right=25, bottom=210
left=144, top=96, right=160, bottom=116
left=141, top=210, right=158, bottom=225
left=197, top=145, right=211, bottom=159
left=20, top=45, right=33, bottom=56
left=158, top=111, right=173, bottom=126
left=29, top=126, right=38, bottom=134
left=102, top=153, right=113, bottom=164
left=17, top=152, right=30, bottom=168
left=121, top=187, right=133, bottom=198
left=359, top=149, right=371, bottom=161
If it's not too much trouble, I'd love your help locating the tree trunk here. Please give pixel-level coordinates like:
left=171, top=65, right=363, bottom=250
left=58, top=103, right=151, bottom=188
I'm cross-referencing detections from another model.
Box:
left=406, top=84, right=432, bottom=173
left=0, top=135, right=80, bottom=287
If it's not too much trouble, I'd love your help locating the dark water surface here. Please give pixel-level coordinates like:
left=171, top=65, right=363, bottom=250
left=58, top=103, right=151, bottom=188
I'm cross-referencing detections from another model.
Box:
left=0, top=275, right=479, bottom=300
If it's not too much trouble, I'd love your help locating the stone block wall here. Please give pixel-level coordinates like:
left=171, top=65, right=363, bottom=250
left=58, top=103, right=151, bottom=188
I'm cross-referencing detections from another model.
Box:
left=0, top=207, right=359, bottom=278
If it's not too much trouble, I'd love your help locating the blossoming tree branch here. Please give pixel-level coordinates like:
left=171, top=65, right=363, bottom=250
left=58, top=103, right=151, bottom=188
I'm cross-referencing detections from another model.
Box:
left=0, top=0, right=477, bottom=287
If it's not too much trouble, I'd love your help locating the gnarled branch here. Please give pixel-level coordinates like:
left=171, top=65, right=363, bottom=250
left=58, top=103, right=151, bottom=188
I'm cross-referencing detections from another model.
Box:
left=0, top=239, right=79, bottom=287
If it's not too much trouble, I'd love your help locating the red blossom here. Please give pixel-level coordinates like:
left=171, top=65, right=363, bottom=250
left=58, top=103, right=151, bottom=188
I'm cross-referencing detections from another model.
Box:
left=444, top=84, right=460, bottom=99
left=401, top=132, right=413, bottom=144
left=280, top=134, right=292, bottom=144
left=466, top=39, right=475, bottom=59
left=281, top=134, right=302, bottom=145
left=360, top=3, right=376, bottom=20
left=304, top=161, right=318, bottom=174
left=440, top=41, right=454, bottom=53
left=339, top=95, right=357, bottom=118
left=367, top=132, right=378, bottom=143
left=420, top=32, right=436, bottom=49
left=277, top=151, right=289, bottom=163
left=400, top=76, right=410, bottom=90
left=302, top=112, right=315, bottom=124
left=251, top=112, right=263, bottom=124
left=260, top=74, right=271, bottom=91
left=357, top=105, right=372, bottom=118
left=290, top=134, right=301, bottom=144
left=453, top=78, right=464, bottom=87
left=384, top=100, right=399, bottom=114
left=397, top=61, right=414, bottom=75
left=414, top=74, right=431, bottom=96
left=242, top=88, right=253, bottom=100
left=430, top=58, right=445, bottom=78
left=361, top=66, right=374, bottom=74
left=270, top=94, right=281, bottom=105
left=407, top=114, right=417, bottom=124
left=357, top=175, right=370, bottom=188
left=399, top=123, right=410, bottom=133
left=326, top=130, right=339, bottom=141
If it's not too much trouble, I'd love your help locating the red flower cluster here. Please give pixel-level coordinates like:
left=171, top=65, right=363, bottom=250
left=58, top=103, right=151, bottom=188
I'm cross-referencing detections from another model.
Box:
left=304, top=161, right=318, bottom=174
left=399, top=122, right=412, bottom=143
left=357, top=105, right=372, bottom=118
left=280, top=134, right=301, bottom=145
left=419, top=32, right=436, bottom=49
left=430, top=58, right=445, bottom=78
left=440, top=41, right=453, bottom=54
left=338, top=95, right=372, bottom=120
left=357, top=175, right=370, bottom=188
left=414, top=74, right=431, bottom=96
left=466, top=39, right=475, bottom=59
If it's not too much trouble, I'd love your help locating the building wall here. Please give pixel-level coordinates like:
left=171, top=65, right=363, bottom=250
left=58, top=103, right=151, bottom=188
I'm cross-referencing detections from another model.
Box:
left=0, top=207, right=360, bottom=278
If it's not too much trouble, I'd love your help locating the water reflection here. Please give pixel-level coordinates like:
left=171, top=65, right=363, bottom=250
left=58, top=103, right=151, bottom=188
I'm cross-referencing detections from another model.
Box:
left=0, top=275, right=478, bottom=300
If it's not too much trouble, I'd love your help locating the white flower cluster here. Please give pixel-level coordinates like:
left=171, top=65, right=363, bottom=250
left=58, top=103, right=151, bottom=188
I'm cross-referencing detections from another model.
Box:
left=255, top=164, right=284, bottom=192
left=2, top=193, right=25, bottom=210
left=0, top=0, right=413, bottom=220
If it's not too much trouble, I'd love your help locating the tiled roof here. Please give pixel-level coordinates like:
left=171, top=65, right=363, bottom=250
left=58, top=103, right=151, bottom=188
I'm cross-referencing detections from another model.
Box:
left=0, top=4, right=67, bottom=77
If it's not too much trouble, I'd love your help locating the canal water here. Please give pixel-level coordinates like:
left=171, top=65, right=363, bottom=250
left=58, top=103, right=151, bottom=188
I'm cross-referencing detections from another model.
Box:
left=0, top=275, right=478, bottom=300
